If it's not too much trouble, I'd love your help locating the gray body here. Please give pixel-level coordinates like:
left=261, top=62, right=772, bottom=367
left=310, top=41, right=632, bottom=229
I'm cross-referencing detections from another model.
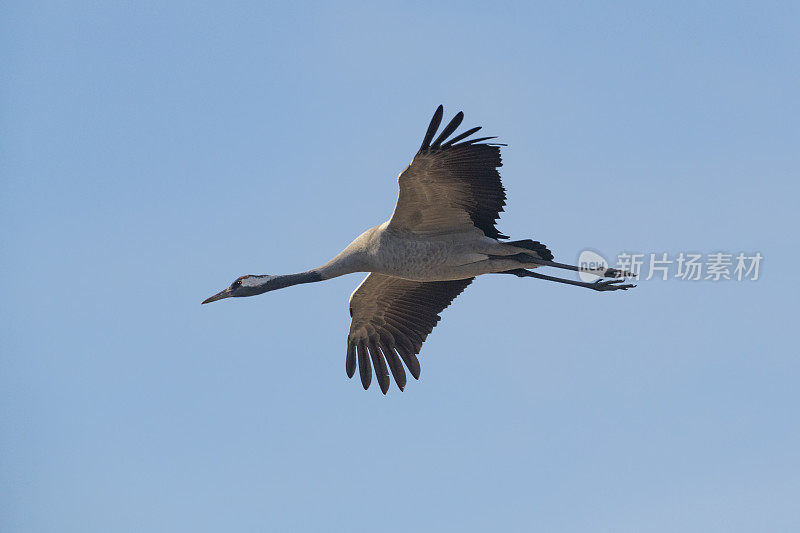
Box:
left=316, top=222, right=538, bottom=283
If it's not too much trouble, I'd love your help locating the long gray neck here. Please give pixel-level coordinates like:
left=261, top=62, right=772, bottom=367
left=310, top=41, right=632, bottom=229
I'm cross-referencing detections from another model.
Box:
left=315, top=248, right=369, bottom=280
left=301, top=226, right=376, bottom=280
left=250, top=270, right=324, bottom=295
left=254, top=238, right=370, bottom=294
left=270, top=271, right=323, bottom=291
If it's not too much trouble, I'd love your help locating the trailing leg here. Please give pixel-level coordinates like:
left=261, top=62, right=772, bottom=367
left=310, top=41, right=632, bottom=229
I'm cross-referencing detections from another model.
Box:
left=500, top=269, right=636, bottom=292
left=499, top=239, right=633, bottom=278
left=530, top=260, right=635, bottom=279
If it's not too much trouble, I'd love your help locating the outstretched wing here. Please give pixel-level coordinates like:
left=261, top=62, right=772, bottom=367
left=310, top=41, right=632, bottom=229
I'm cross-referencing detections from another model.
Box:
left=346, top=273, right=473, bottom=393
left=388, top=105, right=508, bottom=239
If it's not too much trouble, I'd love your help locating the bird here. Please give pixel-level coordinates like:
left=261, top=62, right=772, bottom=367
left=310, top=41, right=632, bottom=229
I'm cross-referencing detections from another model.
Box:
left=202, top=105, right=636, bottom=393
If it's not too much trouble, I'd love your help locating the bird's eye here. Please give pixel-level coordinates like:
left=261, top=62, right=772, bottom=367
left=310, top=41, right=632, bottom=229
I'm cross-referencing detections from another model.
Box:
left=233, top=279, right=243, bottom=288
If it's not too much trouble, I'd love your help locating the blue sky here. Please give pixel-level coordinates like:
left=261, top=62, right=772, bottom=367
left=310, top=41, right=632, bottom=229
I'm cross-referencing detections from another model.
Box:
left=2, top=2, right=799, bottom=531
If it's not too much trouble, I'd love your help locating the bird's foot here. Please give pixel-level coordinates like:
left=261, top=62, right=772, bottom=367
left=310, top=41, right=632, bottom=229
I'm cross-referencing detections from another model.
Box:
left=604, top=267, right=636, bottom=278
left=590, top=279, right=636, bottom=292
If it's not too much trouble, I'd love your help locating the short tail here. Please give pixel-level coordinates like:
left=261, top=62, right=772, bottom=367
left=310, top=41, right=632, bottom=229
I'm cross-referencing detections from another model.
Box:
left=507, top=239, right=554, bottom=261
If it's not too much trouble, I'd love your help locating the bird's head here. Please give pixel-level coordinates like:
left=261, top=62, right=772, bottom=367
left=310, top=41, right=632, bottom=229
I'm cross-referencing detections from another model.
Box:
left=201, top=275, right=276, bottom=304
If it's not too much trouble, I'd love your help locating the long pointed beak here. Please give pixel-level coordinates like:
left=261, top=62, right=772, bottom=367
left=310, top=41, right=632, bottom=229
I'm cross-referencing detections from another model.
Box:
left=202, top=287, right=232, bottom=305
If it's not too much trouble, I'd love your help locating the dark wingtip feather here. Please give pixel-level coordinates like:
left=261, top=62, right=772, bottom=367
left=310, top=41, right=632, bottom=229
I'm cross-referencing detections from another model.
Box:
left=409, top=360, right=421, bottom=380
left=458, top=136, right=498, bottom=146
left=397, top=350, right=421, bottom=380
left=357, top=343, right=372, bottom=390
left=346, top=343, right=356, bottom=378
left=420, top=105, right=444, bottom=152
left=441, top=126, right=481, bottom=147
left=369, top=344, right=390, bottom=394
left=382, top=346, right=407, bottom=391
left=431, top=111, right=464, bottom=148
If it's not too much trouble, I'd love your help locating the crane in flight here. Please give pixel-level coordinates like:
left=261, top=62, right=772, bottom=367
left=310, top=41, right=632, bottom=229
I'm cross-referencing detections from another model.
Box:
left=203, top=106, right=635, bottom=393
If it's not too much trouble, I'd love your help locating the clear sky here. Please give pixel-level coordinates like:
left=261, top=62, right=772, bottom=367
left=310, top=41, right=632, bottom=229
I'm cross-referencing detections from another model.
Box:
left=3, top=2, right=799, bottom=531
